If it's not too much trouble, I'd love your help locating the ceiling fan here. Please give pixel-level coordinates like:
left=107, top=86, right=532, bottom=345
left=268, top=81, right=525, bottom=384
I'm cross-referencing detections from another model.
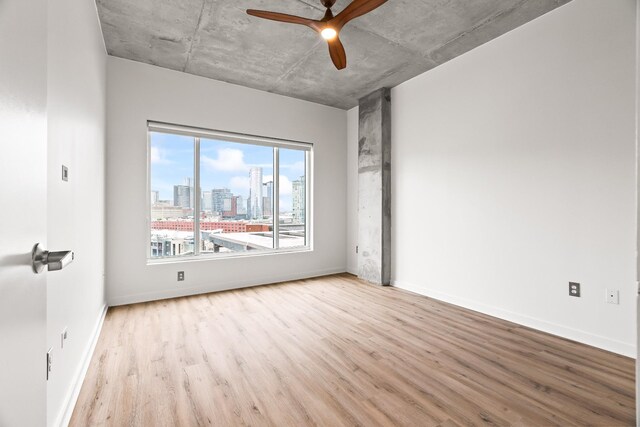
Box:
left=246, top=0, right=388, bottom=70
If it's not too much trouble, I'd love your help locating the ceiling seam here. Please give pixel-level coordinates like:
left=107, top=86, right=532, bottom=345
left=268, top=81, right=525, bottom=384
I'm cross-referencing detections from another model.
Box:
left=269, top=40, right=324, bottom=91
left=294, top=0, right=325, bottom=13
left=347, top=23, right=428, bottom=61
left=183, top=0, right=209, bottom=73
left=424, top=0, right=529, bottom=57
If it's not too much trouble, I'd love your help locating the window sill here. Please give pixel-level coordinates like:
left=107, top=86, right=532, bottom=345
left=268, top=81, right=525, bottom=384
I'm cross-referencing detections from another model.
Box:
left=147, top=246, right=312, bottom=266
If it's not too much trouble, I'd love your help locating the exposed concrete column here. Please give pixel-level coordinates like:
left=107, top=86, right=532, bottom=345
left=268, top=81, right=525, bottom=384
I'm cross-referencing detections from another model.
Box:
left=358, top=88, right=391, bottom=285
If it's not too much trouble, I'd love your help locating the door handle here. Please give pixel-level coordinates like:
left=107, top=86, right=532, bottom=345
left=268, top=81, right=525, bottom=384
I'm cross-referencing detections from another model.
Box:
left=32, top=243, right=74, bottom=274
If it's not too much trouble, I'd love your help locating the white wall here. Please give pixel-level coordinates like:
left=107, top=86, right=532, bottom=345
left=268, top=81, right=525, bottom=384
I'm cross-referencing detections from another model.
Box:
left=47, top=0, right=107, bottom=425
left=376, top=0, right=636, bottom=356
left=106, top=58, right=347, bottom=305
left=346, top=106, right=359, bottom=274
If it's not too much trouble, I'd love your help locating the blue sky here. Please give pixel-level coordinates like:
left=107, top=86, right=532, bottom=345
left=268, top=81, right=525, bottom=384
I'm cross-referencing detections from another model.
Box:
left=150, top=132, right=305, bottom=212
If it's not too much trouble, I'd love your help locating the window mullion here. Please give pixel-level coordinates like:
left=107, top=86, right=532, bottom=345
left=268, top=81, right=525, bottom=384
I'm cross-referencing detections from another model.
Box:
left=305, top=150, right=310, bottom=248
left=273, top=147, right=280, bottom=250
left=194, top=137, right=201, bottom=255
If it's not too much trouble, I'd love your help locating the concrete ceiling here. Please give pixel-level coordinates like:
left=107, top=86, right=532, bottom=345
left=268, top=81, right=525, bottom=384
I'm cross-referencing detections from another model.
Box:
left=96, top=0, right=570, bottom=109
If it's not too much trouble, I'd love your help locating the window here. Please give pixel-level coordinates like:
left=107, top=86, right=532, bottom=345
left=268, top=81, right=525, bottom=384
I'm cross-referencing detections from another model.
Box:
left=148, top=122, right=311, bottom=260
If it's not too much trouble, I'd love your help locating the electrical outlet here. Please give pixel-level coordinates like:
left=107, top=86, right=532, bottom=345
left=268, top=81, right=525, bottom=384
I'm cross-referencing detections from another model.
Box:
left=61, top=327, right=68, bottom=349
left=569, top=282, right=580, bottom=297
left=606, top=289, right=619, bottom=304
left=177, top=271, right=185, bottom=281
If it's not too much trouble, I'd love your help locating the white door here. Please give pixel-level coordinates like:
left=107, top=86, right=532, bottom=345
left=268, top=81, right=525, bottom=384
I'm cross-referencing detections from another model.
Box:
left=0, top=0, right=48, bottom=425
left=636, top=2, right=640, bottom=425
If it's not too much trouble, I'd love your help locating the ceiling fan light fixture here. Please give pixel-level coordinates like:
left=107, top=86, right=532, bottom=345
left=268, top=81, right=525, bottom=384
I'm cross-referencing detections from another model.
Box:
left=321, top=27, right=337, bottom=40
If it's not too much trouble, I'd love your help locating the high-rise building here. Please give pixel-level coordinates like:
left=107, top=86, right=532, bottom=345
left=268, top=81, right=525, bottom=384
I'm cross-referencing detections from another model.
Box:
left=202, top=190, right=212, bottom=212
left=173, top=177, right=194, bottom=209
left=184, top=177, right=194, bottom=208
left=223, top=196, right=238, bottom=218
left=150, top=190, right=159, bottom=205
left=237, top=196, right=246, bottom=217
left=233, top=195, right=246, bottom=219
left=211, top=188, right=232, bottom=214
left=292, top=175, right=305, bottom=224
left=262, top=180, right=273, bottom=217
left=249, top=167, right=263, bottom=219
left=173, top=184, right=191, bottom=209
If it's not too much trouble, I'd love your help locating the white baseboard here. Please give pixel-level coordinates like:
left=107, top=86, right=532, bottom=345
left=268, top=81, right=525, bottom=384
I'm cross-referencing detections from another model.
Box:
left=392, top=280, right=635, bottom=358
left=55, top=304, right=108, bottom=427
left=108, top=267, right=347, bottom=306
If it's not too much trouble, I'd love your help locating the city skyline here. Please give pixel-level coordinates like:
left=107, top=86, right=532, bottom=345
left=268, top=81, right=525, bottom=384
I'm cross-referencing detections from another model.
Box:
left=150, top=132, right=305, bottom=212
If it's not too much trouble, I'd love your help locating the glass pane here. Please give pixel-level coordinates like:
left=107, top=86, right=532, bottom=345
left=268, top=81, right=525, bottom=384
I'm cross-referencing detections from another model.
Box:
left=279, top=148, right=306, bottom=249
left=149, top=132, right=195, bottom=259
left=199, top=138, right=274, bottom=254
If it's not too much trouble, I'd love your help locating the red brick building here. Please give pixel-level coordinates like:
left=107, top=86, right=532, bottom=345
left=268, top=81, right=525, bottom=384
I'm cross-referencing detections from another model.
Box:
left=151, top=220, right=270, bottom=233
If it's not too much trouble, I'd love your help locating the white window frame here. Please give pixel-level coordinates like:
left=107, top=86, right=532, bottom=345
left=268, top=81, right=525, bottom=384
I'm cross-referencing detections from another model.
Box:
left=146, top=121, right=313, bottom=263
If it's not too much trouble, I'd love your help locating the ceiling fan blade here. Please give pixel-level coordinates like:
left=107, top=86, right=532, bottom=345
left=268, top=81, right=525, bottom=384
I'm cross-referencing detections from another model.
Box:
left=246, top=10, right=322, bottom=31
left=327, top=36, right=347, bottom=70
left=332, top=0, right=388, bottom=29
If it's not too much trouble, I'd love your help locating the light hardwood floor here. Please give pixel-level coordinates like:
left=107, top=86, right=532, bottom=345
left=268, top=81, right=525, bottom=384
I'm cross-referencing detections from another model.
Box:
left=70, top=274, right=635, bottom=426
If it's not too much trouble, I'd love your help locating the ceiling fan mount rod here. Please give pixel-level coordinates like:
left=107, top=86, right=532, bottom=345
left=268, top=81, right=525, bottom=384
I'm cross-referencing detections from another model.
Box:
left=320, top=0, right=337, bottom=9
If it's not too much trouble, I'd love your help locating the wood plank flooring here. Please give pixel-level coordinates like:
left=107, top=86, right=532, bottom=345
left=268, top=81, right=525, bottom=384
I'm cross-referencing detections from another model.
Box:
left=70, top=274, right=635, bottom=426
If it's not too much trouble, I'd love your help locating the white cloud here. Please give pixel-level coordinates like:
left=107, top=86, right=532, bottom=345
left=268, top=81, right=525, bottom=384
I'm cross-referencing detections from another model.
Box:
left=281, top=161, right=305, bottom=174
left=150, top=146, right=172, bottom=164
left=280, top=176, right=293, bottom=196
left=229, top=176, right=250, bottom=193
left=202, top=148, right=248, bottom=172
left=280, top=200, right=292, bottom=212
left=263, top=175, right=292, bottom=196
